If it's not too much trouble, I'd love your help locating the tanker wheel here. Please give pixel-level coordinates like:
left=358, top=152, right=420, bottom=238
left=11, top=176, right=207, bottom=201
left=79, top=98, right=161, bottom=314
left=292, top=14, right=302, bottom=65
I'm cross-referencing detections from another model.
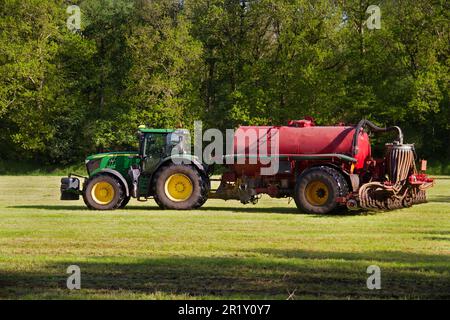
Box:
left=83, top=175, right=125, bottom=210
left=153, top=164, right=208, bottom=210
left=294, top=166, right=349, bottom=214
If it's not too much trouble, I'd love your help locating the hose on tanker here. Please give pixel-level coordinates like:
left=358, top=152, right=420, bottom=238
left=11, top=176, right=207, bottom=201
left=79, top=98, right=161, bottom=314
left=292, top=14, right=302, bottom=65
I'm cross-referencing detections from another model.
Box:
left=358, top=144, right=430, bottom=210
left=352, top=119, right=404, bottom=157
left=359, top=145, right=412, bottom=209
left=348, top=119, right=433, bottom=210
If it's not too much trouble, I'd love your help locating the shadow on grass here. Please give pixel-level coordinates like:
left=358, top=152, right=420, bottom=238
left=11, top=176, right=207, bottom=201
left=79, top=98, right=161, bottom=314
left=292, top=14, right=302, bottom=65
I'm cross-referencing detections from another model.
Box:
left=6, top=204, right=370, bottom=217
left=199, top=206, right=300, bottom=214
left=251, top=248, right=450, bottom=265
left=0, top=249, right=449, bottom=300
left=7, top=205, right=90, bottom=211
left=6, top=205, right=304, bottom=216
left=8, top=204, right=300, bottom=214
left=7, top=205, right=157, bottom=211
left=200, top=207, right=370, bottom=217
left=421, top=230, right=450, bottom=235
left=424, top=236, right=450, bottom=242
left=428, top=196, right=450, bottom=203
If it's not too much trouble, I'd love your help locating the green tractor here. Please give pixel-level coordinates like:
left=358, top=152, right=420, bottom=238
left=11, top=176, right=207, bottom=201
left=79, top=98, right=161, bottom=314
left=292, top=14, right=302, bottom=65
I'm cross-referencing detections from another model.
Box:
left=61, top=127, right=210, bottom=210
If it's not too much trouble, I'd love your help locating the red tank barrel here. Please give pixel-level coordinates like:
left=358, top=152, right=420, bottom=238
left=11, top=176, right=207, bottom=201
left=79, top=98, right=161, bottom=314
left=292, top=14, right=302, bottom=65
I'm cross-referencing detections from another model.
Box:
left=232, top=123, right=371, bottom=172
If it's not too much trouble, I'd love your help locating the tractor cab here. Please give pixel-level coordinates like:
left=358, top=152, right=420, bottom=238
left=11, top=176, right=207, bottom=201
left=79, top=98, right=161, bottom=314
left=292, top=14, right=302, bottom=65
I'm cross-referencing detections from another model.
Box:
left=137, top=127, right=191, bottom=173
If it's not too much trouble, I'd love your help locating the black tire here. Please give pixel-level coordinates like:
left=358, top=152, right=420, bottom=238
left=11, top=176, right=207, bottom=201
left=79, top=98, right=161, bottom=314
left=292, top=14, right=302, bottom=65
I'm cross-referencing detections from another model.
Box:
left=194, top=173, right=210, bottom=209
left=153, top=164, right=208, bottom=210
left=83, top=175, right=125, bottom=210
left=119, top=195, right=131, bottom=209
left=294, top=166, right=349, bottom=214
left=153, top=192, right=164, bottom=208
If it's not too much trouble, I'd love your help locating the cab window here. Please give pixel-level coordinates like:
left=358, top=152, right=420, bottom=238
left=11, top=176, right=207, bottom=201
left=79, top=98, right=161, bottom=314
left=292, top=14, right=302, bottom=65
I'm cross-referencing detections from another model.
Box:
left=144, top=134, right=167, bottom=157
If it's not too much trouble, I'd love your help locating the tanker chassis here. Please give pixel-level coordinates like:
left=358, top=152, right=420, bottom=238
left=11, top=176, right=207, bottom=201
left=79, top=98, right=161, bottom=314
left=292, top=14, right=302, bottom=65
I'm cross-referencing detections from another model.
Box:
left=60, top=119, right=434, bottom=214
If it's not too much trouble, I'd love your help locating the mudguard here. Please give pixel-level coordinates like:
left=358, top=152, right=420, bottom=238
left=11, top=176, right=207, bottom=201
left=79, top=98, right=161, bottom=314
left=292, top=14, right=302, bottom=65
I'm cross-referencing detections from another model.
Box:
left=97, top=169, right=130, bottom=197
left=156, top=155, right=207, bottom=175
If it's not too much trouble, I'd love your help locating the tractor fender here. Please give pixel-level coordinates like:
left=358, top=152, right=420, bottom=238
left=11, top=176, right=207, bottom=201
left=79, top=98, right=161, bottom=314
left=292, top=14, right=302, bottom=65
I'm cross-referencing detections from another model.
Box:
left=156, top=155, right=207, bottom=174
left=97, top=169, right=130, bottom=197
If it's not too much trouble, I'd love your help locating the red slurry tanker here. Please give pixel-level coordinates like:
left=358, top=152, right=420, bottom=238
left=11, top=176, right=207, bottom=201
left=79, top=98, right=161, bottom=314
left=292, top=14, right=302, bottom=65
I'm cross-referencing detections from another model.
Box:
left=61, top=119, right=434, bottom=214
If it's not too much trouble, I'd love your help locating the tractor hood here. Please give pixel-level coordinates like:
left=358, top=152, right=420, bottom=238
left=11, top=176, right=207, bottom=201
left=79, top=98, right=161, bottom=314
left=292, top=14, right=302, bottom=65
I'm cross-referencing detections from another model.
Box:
left=86, top=152, right=139, bottom=161
left=85, top=152, right=140, bottom=176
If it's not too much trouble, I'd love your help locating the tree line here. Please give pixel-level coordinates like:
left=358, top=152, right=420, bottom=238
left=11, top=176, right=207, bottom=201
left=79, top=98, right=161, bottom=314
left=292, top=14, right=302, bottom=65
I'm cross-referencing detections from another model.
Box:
left=0, top=0, right=448, bottom=168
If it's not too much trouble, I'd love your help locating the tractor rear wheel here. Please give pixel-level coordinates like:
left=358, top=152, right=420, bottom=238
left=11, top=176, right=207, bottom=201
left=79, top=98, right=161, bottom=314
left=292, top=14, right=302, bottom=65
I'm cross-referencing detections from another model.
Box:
left=194, top=174, right=210, bottom=209
left=294, top=166, right=349, bottom=214
left=83, top=175, right=125, bottom=210
left=153, top=164, right=207, bottom=210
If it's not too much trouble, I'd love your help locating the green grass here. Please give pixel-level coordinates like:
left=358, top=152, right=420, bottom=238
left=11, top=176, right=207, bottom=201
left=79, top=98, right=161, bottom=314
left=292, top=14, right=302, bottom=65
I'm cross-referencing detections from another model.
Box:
left=0, top=176, right=449, bottom=300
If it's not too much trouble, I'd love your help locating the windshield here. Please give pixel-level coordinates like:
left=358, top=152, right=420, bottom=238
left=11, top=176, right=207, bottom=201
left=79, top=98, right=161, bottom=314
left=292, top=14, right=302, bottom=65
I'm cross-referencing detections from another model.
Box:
left=144, top=133, right=168, bottom=157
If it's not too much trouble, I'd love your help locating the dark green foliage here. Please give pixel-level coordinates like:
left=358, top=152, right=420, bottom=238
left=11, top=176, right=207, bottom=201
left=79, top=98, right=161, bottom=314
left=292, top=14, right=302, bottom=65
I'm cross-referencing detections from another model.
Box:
left=0, top=0, right=448, bottom=166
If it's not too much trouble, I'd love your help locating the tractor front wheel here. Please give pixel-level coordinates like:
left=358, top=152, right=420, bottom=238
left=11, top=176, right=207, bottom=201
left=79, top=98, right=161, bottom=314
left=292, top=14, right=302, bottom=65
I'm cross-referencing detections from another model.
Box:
left=119, top=195, right=131, bottom=209
left=83, top=175, right=125, bottom=210
left=153, top=164, right=207, bottom=210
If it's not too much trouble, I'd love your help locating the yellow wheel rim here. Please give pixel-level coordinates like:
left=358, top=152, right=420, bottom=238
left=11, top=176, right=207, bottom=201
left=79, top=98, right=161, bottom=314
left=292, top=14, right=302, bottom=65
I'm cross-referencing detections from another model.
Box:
left=91, top=181, right=115, bottom=205
left=305, top=181, right=329, bottom=206
left=164, top=173, right=193, bottom=202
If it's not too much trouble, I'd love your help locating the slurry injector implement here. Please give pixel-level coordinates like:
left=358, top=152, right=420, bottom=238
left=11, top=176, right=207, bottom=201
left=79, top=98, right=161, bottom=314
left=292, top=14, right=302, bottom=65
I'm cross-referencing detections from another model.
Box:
left=61, top=119, right=433, bottom=214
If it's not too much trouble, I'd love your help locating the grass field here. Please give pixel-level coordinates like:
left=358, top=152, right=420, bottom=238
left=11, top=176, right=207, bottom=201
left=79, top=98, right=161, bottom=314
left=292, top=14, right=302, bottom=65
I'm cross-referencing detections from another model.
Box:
left=0, top=176, right=449, bottom=300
